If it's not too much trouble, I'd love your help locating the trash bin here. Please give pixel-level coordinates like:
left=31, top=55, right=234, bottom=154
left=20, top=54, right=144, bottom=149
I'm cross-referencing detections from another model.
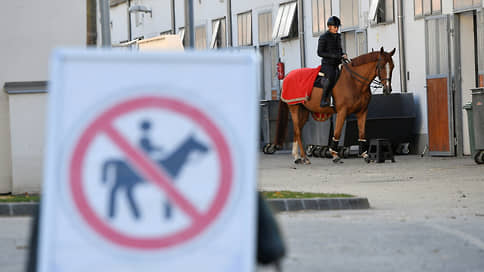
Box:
left=260, top=100, right=293, bottom=150
left=463, top=103, right=475, bottom=157
left=471, top=88, right=484, bottom=164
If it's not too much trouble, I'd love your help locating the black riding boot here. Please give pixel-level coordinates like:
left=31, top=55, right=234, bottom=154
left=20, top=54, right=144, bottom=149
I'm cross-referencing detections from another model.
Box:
left=320, top=89, right=331, bottom=107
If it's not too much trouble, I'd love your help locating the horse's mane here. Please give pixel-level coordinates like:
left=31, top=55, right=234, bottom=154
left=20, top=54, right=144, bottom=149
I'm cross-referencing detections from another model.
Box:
left=350, top=52, right=382, bottom=67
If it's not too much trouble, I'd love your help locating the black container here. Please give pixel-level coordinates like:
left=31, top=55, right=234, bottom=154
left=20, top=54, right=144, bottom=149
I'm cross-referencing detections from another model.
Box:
left=471, top=88, right=484, bottom=150
left=260, top=100, right=294, bottom=149
left=338, top=93, right=416, bottom=149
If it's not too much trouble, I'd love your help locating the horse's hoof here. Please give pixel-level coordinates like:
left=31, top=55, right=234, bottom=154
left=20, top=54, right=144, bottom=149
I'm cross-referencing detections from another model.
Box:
left=294, top=158, right=303, bottom=164
left=364, top=157, right=371, bottom=163
left=303, top=158, right=311, bottom=165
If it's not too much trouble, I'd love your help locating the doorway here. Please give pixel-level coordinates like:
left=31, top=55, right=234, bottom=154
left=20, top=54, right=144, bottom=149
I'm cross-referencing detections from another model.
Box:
left=458, top=11, right=479, bottom=155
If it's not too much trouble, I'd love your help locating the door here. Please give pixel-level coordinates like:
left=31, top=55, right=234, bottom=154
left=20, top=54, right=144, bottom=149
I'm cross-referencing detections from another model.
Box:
left=259, top=45, right=280, bottom=100
left=478, top=9, right=484, bottom=87
left=458, top=12, right=478, bottom=155
left=425, top=16, right=455, bottom=156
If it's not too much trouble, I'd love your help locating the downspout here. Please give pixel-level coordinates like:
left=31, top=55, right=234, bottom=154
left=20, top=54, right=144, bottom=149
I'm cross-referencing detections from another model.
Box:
left=171, top=0, right=176, bottom=34
left=397, top=0, right=407, bottom=92
left=99, top=0, right=111, bottom=47
left=297, top=0, right=306, bottom=67
left=127, top=0, right=132, bottom=41
left=227, top=0, right=232, bottom=46
left=184, top=0, right=195, bottom=48
left=86, top=0, right=97, bottom=45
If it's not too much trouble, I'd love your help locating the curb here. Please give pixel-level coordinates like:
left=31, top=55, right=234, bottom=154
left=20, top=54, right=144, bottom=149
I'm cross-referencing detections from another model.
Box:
left=0, top=198, right=370, bottom=216
left=267, top=197, right=370, bottom=213
left=0, top=203, right=39, bottom=217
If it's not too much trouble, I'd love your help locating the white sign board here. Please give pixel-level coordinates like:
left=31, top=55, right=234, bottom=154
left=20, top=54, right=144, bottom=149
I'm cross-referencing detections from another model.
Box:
left=39, top=49, right=260, bottom=272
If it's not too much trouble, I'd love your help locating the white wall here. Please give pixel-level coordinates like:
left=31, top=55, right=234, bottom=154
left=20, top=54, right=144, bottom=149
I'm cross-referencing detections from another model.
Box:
left=403, top=2, right=428, bottom=135
left=0, top=0, right=86, bottom=193
left=9, top=94, right=47, bottom=194
left=130, top=0, right=173, bottom=39
left=111, top=2, right=130, bottom=43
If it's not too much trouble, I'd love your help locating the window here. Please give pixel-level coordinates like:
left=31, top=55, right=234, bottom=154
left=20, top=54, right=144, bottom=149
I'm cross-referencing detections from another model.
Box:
left=342, top=30, right=367, bottom=58
left=414, top=0, right=441, bottom=17
left=210, top=18, right=226, bottom=48
left=454, top=0, right=481, bottom=10
left=272, top=1, right=298, bottom=40
left=340, top=0, right=359, bottom=29
left=258, top=12, right=273, bottom=44
left=369, top=0, right=394, bottom=24
left=311, top=0, right=331, bottom=34
left=195, top=25, right=207, bottom=49
left=237, top=11, right=252, bottom=46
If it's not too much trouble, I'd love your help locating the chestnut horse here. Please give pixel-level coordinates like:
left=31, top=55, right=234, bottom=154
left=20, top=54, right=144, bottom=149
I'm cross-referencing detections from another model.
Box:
left=273, top=47, right=396, bottom=164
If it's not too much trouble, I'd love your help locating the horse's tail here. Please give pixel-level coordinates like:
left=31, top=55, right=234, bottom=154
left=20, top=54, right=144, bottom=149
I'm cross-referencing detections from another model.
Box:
left=102, top=160, right=115, bottom=184
left=274, top=99, right=289, bottom=147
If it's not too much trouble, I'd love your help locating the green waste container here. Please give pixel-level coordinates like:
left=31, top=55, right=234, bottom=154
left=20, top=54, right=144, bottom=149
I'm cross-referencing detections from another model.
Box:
left=463, top=103, right=475, bottom=157
left=470, top=88, right=484, bottom=164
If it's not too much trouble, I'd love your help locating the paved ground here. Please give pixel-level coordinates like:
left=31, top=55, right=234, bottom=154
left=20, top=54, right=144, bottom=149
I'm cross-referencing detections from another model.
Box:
left=0, top=217, right=31, bottom=272
left=257, top=153, right=484, bottom=271
left=1, top=154, right=483, bottom=271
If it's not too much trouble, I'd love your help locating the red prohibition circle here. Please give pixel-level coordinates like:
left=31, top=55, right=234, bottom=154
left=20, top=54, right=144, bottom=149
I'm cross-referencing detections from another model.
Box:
left=69, top=96, right=233, bottom=250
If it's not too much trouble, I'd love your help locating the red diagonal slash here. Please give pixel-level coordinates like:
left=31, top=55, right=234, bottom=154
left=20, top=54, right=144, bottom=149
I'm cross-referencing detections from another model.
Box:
left=104, top=124, right=203, bottom=221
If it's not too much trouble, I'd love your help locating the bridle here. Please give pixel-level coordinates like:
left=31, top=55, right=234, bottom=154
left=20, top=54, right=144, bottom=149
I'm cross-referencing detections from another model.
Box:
left=342, top=54, right=392, bottom=90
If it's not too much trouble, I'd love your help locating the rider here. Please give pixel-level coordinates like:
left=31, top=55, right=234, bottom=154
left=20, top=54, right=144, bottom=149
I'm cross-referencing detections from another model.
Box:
left=139, top=120, right=163, bottom=158
left=317, top=16, right=348, bottom=108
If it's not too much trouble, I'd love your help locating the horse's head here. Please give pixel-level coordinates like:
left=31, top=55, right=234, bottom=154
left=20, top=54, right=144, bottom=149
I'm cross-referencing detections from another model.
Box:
left=187, top=134, right=209, bottom=154
left=377, top=47, right=396, bottom=95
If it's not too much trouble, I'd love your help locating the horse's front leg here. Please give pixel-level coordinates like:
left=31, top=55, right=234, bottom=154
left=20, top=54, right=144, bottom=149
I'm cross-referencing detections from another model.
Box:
left=356, top=111, right=370, bottom=162
left=330, top=110, right=347, bottom=163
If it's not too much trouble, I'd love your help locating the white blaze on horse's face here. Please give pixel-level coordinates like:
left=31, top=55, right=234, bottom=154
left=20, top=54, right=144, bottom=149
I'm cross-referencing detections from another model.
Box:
left=381, top=57, right=394, bottom=95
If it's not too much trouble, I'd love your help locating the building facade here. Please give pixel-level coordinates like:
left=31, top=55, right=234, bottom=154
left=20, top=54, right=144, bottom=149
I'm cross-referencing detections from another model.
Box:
left=110, top=0, right=484, bottom=157
left=0, top=0, right=87, bottom=194
left=0, top=0, right=482, bottom=194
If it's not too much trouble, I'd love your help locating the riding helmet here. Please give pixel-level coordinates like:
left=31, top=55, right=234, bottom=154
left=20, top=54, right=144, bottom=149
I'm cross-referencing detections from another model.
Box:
left=327, top=16, right=341, bottom=27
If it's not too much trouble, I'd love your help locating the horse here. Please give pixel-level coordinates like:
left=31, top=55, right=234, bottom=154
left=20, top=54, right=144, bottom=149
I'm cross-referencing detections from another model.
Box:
left=273, top=47, right=396, bottom=164
left=101, top=134, right=209, bottom=219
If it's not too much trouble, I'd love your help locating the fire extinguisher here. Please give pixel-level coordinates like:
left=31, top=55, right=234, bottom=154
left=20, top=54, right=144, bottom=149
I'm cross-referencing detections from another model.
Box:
left=277, top=59, right=285, bottom=80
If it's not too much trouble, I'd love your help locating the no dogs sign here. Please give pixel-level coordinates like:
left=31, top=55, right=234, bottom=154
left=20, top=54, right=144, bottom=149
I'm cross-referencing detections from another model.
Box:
left=39, top=50, right=260, bottom=271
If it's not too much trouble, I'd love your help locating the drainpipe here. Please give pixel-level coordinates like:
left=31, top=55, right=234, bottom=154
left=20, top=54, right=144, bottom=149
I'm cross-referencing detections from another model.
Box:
left=127, top=0, right=132, bottom=40
left=297, top=0, right=306, bottom=67
left=184, top=0, right=195, bottom=48
left=397, top=0, right=407, bottom=92
left=99, top=0, right=111, bottom=46
left=86, top=0, right=97, bottom=45
left=171, top=0, right=176, bottom=34
left=227, top=0, right=232, bottom=46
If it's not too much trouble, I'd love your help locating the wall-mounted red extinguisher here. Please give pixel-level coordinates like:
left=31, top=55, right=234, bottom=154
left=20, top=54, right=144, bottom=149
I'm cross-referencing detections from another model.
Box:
left=277, top=58, right=285, bottom=80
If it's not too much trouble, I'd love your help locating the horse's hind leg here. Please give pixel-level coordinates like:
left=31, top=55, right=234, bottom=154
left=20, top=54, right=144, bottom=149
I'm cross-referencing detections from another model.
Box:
left=289, top=105, right=310, bottom=164
left=298, top=107, right=311, bottom=164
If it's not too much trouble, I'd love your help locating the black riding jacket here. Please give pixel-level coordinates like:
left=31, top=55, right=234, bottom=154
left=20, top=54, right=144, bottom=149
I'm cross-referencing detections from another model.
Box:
left=317, top=31, right=344, bottom=66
